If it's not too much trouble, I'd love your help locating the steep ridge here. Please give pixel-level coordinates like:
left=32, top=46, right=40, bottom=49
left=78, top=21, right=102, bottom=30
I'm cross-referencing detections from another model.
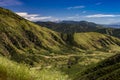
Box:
left=0, top=7, right=66, bottom=63
left=95, top=28, right=120, bottom=38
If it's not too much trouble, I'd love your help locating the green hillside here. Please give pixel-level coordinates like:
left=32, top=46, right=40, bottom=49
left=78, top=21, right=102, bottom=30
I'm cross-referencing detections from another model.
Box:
left=0, top=7, right=67, bottom=63
left=1, top=7, right=120, bottom=80
left=0, top=56, right=69, bottom=80
left=73, top=32, right=120, bottom=50
left=95, top=28, right=120, bottom=38
left=61, top=32, right=120, bottom=51
left=75, top=53, right=120, bottom=80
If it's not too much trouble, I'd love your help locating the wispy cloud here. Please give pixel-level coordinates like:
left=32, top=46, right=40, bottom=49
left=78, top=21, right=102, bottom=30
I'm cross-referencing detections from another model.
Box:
left=82, top=11, right=87, bottom=13
left=95, top=2, right=102, bottom=5
left=67, top=6, right=85, bottom=10
left=0, top=0, right=22, bottom=6
left=16, top=12, right=59, bottom=22
left=85, top=14, right=120, bottom=18
left=67, top=14, right=82, bottom=19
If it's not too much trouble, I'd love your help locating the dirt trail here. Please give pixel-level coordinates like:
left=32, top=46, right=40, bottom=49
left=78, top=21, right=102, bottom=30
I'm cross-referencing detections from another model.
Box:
left=39, top=54, right=79, bottom=59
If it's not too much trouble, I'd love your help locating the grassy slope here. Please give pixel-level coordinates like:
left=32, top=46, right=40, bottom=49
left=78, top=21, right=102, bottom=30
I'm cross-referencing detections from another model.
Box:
left=75, top=53, right=120, bottom=80
left=73, top=32, right=120, bottom=50
left=0, top=7, right=67, bottom=63
left=0, top=56, right=70, bottom=80
left=60, top=51, right=116, bottom=80
left=0, top=50, right=117, bottom=80
left=0, top=56, right=36, bottom=80
left=95, top=28, right=120, bottom=38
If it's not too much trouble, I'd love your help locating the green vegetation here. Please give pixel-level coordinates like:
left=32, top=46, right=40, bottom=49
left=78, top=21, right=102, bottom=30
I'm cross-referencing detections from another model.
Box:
left=0, top=7, right=67, bottom=63
left=60, top=51, right=116, bottom=80
left=73, top=32, right=120, bottom=50
left=35, top=21, right=103, bottom=33
left=0, top=56, right=36, bottom=80
left=95, top=28, right=120, bottom=38
left=0, top=51, right=115, bottom=80
left=1, top=7, right=120, bottom=80
left=36, top=21, right=120, bottom=39
left=0, top=56, right=70, bottom=80
left=74, top=53, right=120, bottom=80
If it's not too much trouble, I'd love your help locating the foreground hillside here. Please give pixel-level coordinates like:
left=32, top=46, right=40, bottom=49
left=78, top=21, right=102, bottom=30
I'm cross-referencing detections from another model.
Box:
left=75, top=53, right=120, bottom=80
left=0, top=56, right=69, bottom=80
left=0, top=51, right=117, bottom=80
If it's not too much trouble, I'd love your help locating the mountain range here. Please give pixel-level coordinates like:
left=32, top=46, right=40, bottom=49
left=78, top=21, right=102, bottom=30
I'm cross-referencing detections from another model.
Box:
left=105, top=22, right=120, bottom=28
left=35, top=21, right=120, bottom=39
left=35, top=21, right=103, bottom=33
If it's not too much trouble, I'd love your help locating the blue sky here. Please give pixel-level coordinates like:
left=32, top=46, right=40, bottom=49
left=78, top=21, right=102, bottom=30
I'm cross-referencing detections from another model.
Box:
left=1, top=0, right=120, bottom=24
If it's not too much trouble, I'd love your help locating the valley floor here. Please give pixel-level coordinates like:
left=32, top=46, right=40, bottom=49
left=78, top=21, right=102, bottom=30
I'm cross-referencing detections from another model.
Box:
left=0, top=50, right=119, bottom=80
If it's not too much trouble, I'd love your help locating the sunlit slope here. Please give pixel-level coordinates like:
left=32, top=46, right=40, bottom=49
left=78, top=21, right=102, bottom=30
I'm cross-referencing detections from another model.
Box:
left=68, top=32, right=120, bottom=50
left=0, top=7, right=66, bottom=62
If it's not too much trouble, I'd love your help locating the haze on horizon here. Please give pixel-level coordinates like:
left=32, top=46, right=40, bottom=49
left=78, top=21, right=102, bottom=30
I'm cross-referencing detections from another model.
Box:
left=0, top=0, right=120, bottom=24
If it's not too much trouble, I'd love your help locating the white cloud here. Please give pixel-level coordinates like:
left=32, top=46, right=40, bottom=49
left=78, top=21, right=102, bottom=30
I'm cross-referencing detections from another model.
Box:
left=28, top=16, right=52, bottom=21
left=49, top=18, right=60, bottom=22
left=67, top=16, right=79, bottom=19
left=0, top=0, right=22, bottom=6
left=107, top=19, right=115, bottom=21
left=67, top=6, right=85, bottom=10
left=16, top=12, right=59, bottom=22
left=16, top=12, right=39, bottom=17
left=67, top=14, right=81, bottom=19
left=85, top=14, right=120, bottom=18
left=16, top=12, right=52, bottom=21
